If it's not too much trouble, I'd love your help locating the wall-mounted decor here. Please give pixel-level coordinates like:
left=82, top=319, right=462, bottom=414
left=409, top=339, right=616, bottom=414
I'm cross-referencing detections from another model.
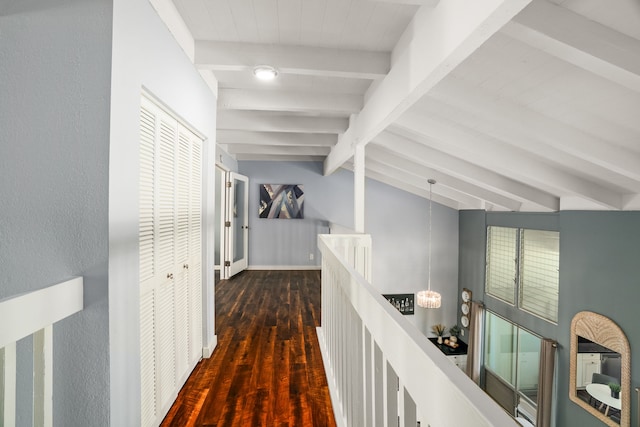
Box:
left=460, top=288, right=472, bottom=328
left=259, top=184, right=304, bottom=219
left=569, top=311, right=630, bottom=427
left=383, top=293, right=414, bottom=315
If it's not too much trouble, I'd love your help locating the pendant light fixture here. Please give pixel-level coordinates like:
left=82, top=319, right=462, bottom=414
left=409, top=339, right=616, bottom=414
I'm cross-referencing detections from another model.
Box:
left=417, top=179, right=442, bottom=309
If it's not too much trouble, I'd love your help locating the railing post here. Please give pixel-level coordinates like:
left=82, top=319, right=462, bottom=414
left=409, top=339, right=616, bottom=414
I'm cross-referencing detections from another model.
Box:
left=318, top=234, right=520, bottom=427
left=33, top=325, right=53, bottom=427
left=1, top=342, right=17, bottom=426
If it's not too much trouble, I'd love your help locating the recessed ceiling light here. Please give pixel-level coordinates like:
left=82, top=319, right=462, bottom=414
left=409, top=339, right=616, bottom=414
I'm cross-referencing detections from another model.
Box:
left=253, top=65, right=278, bottom=81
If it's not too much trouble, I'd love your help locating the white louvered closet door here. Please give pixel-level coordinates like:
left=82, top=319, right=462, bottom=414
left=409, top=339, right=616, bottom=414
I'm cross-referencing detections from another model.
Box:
left=185, top=129, right=203, bottom=365
left=139, top=99, right=158, bottom=427
left=139, top=96, right=203, bottom=427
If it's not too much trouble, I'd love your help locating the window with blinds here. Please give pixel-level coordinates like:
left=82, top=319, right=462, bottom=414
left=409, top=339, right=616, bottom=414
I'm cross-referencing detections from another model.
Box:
left=519, top=230, right=559, bottom=323
left=485, top=226, right=559, bottom=323
left=486, top=226, right=517, bottom=304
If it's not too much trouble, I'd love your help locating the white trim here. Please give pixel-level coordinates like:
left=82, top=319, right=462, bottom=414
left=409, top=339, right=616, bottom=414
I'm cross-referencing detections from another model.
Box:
left=33, top=326, right=53, bottom=427
left=0, top=277, right=83, bottom=348
left=1, top=342, right=16, bottom=426
left=202, top=335, right=218, bottom=359
left=247, top=265, right=321, bottom=271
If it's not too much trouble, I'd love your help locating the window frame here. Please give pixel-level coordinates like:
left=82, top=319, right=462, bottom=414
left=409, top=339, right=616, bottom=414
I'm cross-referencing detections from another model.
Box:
left=485, top=226, right=559, bottom=324
left=483, top=310, right=542, bottom=410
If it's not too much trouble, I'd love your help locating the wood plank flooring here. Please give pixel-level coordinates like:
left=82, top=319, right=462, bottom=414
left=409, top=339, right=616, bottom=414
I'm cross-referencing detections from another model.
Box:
left=160, top=270, right=337, bottom=427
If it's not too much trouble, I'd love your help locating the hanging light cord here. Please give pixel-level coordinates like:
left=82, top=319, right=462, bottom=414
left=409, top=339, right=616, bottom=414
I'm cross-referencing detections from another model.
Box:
left=427, top=179, right=435, bottom=291
left=428, top=181, right=432, bottom=291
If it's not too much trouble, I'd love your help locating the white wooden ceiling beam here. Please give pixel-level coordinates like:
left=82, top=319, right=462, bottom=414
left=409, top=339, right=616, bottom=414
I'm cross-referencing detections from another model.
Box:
left=366, top=145, right=523, bottom=211
left=198, top=70, right=219, bottom=99
left=217, top=130, right=336, bottom=147
left=365, top=158, right=494, bottom=209
left=429, top=78, right=640, bottom=188
left=235, top=154, right=325, bottom=162
left=365, top=0, right=439, bottom=6
left=226, top=144, right=330, bottom=156
left=324, top=0, right=532, bottom=175
left=218, top=89, right=362, bottom=115
left=504, top=0, right=640, bottom=93
left=373, top=132, right=559, bottom=210
left=344, top=164, right=465, bottom=210
left=394, top=111, right=623, bottom=209
left=196, top=41, right=390, bottom=79
left=149, top=0, right=195, bottom=61
left=217, top=111, right=348, bottom=134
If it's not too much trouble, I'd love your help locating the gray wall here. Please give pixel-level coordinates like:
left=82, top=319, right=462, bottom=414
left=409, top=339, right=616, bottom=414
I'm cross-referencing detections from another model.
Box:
left=458, top=209, right=640, bottom=427
left=238, top=161, right=352, bottom=267
left=365, top=177, right=459, bottom=332
left=0, top=1, right=112, bottom=425
left=237, top=161, right=459, bottom=334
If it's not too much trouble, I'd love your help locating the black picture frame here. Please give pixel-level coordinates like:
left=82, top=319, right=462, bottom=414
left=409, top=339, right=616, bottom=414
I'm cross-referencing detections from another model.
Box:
left=382, top=293, right=414, bottom=315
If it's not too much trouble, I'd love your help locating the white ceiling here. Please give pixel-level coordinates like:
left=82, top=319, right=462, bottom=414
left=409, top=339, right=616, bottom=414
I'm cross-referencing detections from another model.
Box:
left=169, top=0, right=640, bottom=211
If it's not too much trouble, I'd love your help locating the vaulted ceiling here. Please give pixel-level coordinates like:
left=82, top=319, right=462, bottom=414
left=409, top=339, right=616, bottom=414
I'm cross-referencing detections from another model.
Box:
left=169, top=0, right=640, bottom=212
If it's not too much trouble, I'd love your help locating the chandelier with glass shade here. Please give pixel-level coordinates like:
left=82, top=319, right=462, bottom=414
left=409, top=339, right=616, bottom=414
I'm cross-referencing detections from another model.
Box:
left=417, top=179, right=442, bottom=309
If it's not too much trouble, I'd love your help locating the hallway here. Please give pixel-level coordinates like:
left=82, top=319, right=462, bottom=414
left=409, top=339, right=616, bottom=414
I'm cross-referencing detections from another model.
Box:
left=160, top=270, right=337, bottom=426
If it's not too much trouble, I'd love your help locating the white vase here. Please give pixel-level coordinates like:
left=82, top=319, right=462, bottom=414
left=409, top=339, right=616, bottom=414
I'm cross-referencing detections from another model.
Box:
left=437, top=336, right=443, bottom=344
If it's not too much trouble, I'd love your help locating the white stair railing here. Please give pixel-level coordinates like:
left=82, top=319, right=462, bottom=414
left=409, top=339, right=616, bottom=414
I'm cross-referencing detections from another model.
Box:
left=317, top=234, right=519, bottom=427
left=0, top=277, right=83, bottom=427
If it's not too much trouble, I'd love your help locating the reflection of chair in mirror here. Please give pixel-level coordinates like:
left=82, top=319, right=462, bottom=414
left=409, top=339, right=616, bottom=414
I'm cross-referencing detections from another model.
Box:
left=589, top=373, right=619, bottom=408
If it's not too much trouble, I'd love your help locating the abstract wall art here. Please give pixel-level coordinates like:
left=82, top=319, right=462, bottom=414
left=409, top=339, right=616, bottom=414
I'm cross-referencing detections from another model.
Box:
left=259, top=184, right=304, bottom=219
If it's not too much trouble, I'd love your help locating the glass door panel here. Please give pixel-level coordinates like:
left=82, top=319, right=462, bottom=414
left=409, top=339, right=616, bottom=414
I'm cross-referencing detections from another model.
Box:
left=226, top=172, right=248, bottom=278
left=233, top=177, right=246, bottom=262
left=484, top=312, right=517, bottom=386
left=517, top=328, right=541, bottom=405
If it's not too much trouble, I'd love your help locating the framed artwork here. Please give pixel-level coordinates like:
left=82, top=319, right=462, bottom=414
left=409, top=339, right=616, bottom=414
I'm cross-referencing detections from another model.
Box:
left=382, top=293, right=415, bottom=315
left=259, top=184, right=304, bottom=219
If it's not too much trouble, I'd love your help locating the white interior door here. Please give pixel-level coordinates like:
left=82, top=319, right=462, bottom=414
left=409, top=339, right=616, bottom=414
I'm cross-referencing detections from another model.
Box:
left=226, top=172, right=249, bottom=277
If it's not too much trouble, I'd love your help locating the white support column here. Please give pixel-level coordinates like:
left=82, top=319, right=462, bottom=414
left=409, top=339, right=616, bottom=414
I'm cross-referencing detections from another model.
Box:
left=1, top=342, right=16, bottom=427
left=354, top=144, right=366, bottom=233
left=33, top=326, right=53, bottom=427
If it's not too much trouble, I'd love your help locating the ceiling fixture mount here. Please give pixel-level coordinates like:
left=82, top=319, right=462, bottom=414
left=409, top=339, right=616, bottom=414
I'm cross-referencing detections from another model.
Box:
left=253, top=65, right=278, bottom=81
left=417, top=178, right=442, bottom=309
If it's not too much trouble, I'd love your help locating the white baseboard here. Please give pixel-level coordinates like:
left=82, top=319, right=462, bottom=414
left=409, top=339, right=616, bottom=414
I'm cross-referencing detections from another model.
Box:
left=202, top=335, right=217, bottom=358
left=247, top=265, right=321, bottom=271
left=316, top=327, right=347, bottom=427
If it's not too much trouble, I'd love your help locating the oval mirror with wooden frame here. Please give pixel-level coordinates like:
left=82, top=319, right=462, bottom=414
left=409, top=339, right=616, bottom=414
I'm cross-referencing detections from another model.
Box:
left=569, top=311, right=631, bottom=427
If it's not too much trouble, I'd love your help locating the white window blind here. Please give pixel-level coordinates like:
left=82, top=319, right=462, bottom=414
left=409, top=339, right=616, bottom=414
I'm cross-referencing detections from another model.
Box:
left=486, top=226, right=517, bottom=304
left=485, top=226, right=559, bottom=324
left=519, top=230, right=559, bottom=323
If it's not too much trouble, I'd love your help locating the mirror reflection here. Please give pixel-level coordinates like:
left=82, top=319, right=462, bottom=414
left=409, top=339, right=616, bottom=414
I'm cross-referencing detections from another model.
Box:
left=575, top=336, right=622, bottom=424
left=569, top=311, right=630, bottom=427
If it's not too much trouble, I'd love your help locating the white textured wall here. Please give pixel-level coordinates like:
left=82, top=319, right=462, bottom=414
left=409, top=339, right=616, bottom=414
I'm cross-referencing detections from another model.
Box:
left=109, top=0, right=218, bottom=424
left=0, top=1, right=112, bottom=425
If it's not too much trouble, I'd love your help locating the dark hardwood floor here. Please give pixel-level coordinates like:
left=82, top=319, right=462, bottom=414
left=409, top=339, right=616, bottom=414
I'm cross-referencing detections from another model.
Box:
left=160, top=270, right=337, bottom=427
